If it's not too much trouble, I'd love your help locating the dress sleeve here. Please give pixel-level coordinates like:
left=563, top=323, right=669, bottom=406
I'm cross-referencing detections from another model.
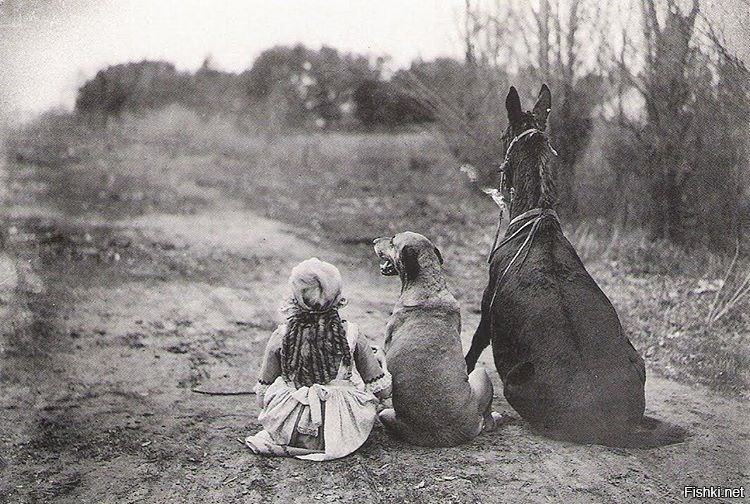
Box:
left=254, top=326, right=284, bottom=406
left=353, top=334, right=392, bottom=400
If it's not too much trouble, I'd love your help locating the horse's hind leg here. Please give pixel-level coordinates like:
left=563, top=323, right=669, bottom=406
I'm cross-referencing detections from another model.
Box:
left=503, top=361, right=546, bottom=426
left=465, top=315, right=490, bottom=373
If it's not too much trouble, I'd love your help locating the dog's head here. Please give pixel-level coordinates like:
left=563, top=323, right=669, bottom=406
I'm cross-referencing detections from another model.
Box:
left=373, top=232, right=443, bottom=281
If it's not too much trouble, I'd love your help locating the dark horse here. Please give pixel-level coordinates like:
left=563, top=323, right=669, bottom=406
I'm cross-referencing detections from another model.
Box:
left=465, top=84, right=685, bottom=447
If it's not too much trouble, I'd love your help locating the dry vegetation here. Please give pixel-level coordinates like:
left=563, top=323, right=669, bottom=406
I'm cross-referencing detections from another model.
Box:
left=6, top=107, right=748, bottom=396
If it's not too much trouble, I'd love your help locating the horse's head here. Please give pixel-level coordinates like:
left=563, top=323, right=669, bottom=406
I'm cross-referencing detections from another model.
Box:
left=500, top=84, right=557, bottom=216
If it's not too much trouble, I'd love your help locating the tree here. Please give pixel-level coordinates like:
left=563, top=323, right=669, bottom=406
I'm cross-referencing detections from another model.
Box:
left=188, top=57, right=248, bottom=118
left=243, top=44, right=378, bottom=128
left=640, top=0, right=700, bottom=241
left=352, top=79, right=432, bottom=128
left=611, top=0, right=749, bottom=246
left=508, top=0, right=602, bottom=216
left=399, top=1, right=602, bottom=215
left=396, top=56, right=509, bottom=181
left=75, top=61, right=191, bottom=118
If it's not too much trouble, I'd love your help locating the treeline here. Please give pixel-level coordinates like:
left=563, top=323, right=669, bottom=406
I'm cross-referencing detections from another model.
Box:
left=75, top=46, right=432, bottom=130
left=72, top=0, right=749, bottom=250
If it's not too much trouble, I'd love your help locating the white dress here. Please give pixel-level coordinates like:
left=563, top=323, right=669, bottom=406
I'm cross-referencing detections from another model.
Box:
left=245, top=323, right=391, bottom=461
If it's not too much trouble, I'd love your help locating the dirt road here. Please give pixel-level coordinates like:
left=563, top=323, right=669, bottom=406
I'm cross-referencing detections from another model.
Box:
left=1, top=166, right=748, bottom=503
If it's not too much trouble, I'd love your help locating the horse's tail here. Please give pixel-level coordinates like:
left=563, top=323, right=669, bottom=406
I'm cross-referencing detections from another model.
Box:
left=465, top=315, right=491, bottom=373
left=605, top=416, right=688, bottom=449
left=543, top=415, right=688, bottom=448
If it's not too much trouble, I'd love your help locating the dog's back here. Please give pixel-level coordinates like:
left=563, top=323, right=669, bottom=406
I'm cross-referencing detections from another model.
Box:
left=385, top=301, right=483, bottom=446
left=374, top=231, right=488, bottom=447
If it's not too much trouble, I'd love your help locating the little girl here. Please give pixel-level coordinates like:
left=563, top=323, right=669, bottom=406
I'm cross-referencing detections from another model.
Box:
left=245, top=258, right=392, bottom=461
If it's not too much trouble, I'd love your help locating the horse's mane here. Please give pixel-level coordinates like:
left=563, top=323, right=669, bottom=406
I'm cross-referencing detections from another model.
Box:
left=503, top=129, right=557, bottom=212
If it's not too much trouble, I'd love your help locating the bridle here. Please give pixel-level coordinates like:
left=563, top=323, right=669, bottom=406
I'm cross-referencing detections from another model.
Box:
left=497, top=127, right=545, bottom=179
left=487, top=127, right=558, bottom=263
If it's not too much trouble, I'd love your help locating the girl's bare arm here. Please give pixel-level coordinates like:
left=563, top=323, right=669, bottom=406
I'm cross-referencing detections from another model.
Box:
left=354, top=336, right=392, bottom=400
left=255, top=327, right=283, bottom=407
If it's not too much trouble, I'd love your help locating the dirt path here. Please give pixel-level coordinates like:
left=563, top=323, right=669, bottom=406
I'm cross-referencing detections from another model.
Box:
left=0, top=166, right=748, bottom=503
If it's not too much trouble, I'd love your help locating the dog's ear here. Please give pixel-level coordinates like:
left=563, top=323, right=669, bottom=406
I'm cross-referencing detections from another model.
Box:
left=399, top=244, right=421, bottom=280
left=433, top=246, right=444, bottom=265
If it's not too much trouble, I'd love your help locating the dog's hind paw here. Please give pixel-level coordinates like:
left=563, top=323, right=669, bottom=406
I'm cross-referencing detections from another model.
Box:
left=482, top=411, right=506, bottom=432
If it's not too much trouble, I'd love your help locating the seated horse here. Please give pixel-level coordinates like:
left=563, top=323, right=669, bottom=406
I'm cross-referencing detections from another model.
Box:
left=465, top=84, right=685, bottom=447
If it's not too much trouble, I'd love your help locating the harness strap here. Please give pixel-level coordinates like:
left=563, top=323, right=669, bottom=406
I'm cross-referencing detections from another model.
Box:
left=489, top=128, right=557, bottom=262
left=497, top=128, right=540, bottom=175
left=486, top=208, right=559, bottom=339
left=509, top=207, right=547, bottom=226
left=487, top=208, right=558, bottom=263
left=487, top=215, right=535, bottom=264
left=497, top=127, right=558, bottom=179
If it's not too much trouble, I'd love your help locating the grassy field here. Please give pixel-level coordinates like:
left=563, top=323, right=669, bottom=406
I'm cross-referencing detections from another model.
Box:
left=6, top=107, right=749, bottom=396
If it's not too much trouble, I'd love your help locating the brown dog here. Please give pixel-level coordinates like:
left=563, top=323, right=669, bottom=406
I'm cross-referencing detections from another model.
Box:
left=374, top=232, right=500, bottom=447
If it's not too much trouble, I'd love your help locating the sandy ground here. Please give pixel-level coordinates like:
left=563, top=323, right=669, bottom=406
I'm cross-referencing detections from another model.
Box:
left=1, top=165, right=748, bottom=503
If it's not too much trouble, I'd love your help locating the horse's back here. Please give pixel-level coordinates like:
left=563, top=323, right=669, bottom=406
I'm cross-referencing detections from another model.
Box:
left=491, top=221, right=645, bottom=434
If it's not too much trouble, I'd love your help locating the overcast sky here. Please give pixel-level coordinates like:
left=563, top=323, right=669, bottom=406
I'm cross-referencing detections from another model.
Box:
left=1, top=0, right=747, bottom=116
left=0, top=0, right=464, bottom=115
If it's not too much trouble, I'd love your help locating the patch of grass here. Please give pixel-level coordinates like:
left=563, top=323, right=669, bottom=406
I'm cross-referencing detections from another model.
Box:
left=567, top=223, right=749, bottom=394
left=706, top=247, right=750, bottom=326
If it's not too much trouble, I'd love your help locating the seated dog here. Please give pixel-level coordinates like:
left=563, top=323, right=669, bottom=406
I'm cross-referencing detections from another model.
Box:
left=373, top=232, right=501, bottom=447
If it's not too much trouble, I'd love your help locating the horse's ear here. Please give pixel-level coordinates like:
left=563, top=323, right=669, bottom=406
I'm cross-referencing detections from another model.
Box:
left=532, top=84, right=552, bottom=130
left=433, top=246, right=444, bottom=265
left=505, top=86, right=523, bottom=129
